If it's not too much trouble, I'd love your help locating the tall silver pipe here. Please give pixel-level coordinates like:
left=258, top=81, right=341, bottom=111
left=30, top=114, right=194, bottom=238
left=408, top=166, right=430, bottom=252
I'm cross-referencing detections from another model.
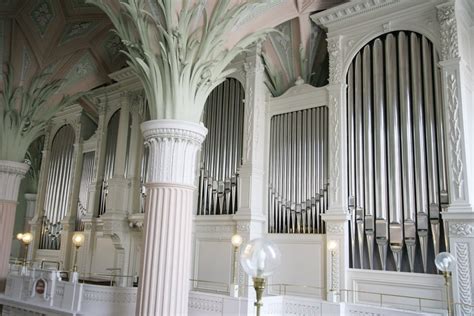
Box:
left=362, top=45, right=375, bottom=270
left=372, top=38, right=389, bottom=271
left=347, top=63, right=357, bottom=266
left=422, top=37, right=441, bottom=258
left=411, top=33, right=430, bottom=273
left=398, top=32, right=417, bottom=272
left=354, top=52, right=365, bottom=269
left=385, top=34, right=404, bottom=271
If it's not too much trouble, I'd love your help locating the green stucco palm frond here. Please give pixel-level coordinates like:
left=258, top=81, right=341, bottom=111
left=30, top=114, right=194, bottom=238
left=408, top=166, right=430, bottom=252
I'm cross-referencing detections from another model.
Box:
left=87, top=0, right=273, bottom=123
left=263, top=22, right=326, bottom=97
left=0, top=66, right=84, bottom=162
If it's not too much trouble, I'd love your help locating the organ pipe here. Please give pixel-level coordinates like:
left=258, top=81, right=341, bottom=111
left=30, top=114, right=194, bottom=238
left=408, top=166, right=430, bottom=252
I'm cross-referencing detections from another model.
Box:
left=197, top=78, right=244, bottom=215
left=347, top=31, right=448, bottom=273
left=76, top=151, right=95, bottom=231
left=98, top=110, right=120, bottom=217
left=39, top=125, right=75, bottom=250
left=268, top=107, right=328, bottom=234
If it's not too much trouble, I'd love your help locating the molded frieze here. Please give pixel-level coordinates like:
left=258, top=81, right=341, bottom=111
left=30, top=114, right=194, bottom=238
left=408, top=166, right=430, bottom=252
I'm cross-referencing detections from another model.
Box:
left=450, top=224, right=474, bottom=237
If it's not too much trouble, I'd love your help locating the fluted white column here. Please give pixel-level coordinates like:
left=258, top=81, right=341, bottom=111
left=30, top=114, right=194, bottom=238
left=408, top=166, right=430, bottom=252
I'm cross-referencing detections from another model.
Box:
left=0, top=160, right=29, bottom=291
left=137, top=119, right=207, bottom=316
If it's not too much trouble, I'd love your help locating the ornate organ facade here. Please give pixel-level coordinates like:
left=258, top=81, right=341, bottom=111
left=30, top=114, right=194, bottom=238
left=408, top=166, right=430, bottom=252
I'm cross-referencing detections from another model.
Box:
left=5, top=1, right=474, bottom=316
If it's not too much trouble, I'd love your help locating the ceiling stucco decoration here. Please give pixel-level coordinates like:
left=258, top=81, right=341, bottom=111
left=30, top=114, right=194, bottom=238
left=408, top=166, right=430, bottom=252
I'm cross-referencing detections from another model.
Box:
left=62, top=51, right=98, bottom=88
left=71, top=0, right=94, bottom=8
left=1, top=0, right=126, bottom=98
left=61, top=21, right=98, bottom=44
left=30, top=0, right=55, bottom=37
left=103, top=33, right=125, bottom=61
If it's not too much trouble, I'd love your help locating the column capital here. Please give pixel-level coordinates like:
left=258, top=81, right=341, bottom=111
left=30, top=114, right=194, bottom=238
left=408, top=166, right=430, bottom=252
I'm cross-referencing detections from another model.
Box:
left=141, top=119, right=207, bottom=186
left=0, top=160, right=29, bottom=201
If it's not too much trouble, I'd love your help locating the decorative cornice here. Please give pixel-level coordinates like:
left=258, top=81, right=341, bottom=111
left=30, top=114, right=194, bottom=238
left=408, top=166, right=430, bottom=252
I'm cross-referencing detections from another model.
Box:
left=437, top=3, right=460, bottom=61
left=311, top=0, right=401, bottom=27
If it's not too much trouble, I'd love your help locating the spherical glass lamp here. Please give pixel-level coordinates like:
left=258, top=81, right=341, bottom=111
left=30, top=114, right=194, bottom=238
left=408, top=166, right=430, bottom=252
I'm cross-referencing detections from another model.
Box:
left=435, top=252, right=456, bottom=316
left=240, top=238, right=281, bottom=278
left=435, top=252, right=456, bottom=273
left=240, top=238, right=281, bottom=316
left=16, top=233, right=24, bottom=241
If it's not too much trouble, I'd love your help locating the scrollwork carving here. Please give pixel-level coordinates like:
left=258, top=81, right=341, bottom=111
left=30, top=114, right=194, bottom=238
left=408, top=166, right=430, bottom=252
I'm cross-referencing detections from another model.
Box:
left=455, top=242, right=472, bottom=315
left=327, top=37, right=342, bottom=84
left=447, top=74, right=464, bottom=201
left=450, top=224, right=474, bottom=237
left=437, top=4, right=460, bottom=61
left=329, top=95, right=340, bottom=205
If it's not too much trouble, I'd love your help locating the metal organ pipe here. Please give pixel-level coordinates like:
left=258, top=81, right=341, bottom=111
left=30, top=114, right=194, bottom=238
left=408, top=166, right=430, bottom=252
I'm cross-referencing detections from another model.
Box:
left=197, top=78, right=244, bottom=215
left=76, top=151, right=96, bottom=231
left=40, top=125, right=75, bottom=250
left=98, top=110, right=120, bottom=217
left=268, top=107, right=329, bottom=234
left=347, top=31, right=448, bottom=273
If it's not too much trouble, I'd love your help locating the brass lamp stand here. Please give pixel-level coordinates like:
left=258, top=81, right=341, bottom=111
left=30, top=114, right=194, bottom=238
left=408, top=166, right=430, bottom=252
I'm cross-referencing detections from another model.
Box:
left=253, top=277, right=266, bottom=316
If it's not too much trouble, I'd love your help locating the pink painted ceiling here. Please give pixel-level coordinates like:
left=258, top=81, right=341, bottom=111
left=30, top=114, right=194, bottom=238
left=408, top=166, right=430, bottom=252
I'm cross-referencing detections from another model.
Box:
left=0, top=0, right=127, bottom=115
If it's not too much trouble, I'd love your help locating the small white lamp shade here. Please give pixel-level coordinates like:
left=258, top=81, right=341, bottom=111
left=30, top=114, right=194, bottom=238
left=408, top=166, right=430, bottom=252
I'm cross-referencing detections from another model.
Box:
left=231, top=234, right=243, bottom=248
left=327, top=240, right=338, bottom=251
left=21, top=233, right=33, bottom=245
left=16, top=233, right=24, bottom=241
left=72, top=233, right=85, bottom=248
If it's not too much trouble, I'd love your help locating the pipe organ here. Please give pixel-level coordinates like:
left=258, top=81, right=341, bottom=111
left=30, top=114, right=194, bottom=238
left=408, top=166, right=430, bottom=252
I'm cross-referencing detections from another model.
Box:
left=347, top=31, right=448, bottom=273
left=98, top=110, right=120, bottom=216
left=197, top=78, right=245, bottom=216
left=268, top=107, right=329, bottom=234
left=76, top=151, right=95, bottom=231
left=39, top=125, right=76, bottom=250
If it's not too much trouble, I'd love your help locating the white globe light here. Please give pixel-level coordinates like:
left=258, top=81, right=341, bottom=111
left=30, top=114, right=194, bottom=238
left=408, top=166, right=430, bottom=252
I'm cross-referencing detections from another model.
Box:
left=435, top=252, right=456, bottom=272
left=240, top=238, right=281, bottom=278
left=72, top=233, right=85, bottom=248
left=231, top=234, right=243, bottom=248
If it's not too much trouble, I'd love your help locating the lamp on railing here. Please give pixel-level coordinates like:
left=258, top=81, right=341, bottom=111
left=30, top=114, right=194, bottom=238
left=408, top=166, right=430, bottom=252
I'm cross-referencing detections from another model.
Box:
left=19, top=232, right=33, bottom=275
left=435, top=252, right=456, bottom=316
left=240, top=238, right=281, bottom=316
left=71, top=232, right=85, bottom=282
left=230, top=234, right=243, bottom=297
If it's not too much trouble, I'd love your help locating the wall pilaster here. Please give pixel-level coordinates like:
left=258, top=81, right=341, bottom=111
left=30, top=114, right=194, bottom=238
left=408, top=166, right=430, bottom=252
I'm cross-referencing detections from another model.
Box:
left=437, top=2, right=474, bottom=314
left=0, top=160, right=29, bottom=291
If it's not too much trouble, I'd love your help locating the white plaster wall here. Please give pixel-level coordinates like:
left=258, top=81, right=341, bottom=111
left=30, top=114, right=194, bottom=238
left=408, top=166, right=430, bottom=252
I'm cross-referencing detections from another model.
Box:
left=346, top=269, right=446, bottom=312
left=267, top=234, right=326, bottom=298
left=90, top=236, right=116, bottom=275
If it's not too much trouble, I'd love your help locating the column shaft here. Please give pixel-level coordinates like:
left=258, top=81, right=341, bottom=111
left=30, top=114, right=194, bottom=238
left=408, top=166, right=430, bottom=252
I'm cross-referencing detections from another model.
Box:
left=137, top=119, right=206, bottom=316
